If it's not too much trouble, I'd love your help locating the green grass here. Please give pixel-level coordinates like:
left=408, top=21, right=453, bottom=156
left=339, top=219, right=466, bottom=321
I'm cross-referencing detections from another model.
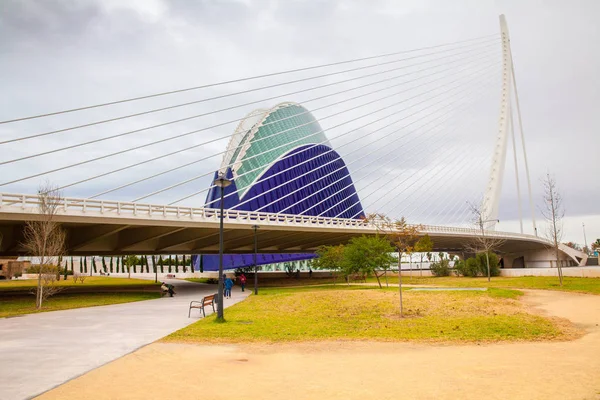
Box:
left=0, top=292, right=161, bottom=318
left=165, top=286, right=569, bottom=344
left=0, top=277, right=158, bottom=291
left=365, top=275, right=600, bottom=295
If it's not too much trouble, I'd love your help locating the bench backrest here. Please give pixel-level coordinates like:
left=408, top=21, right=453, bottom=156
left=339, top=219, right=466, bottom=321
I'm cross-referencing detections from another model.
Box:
left=203, top=295, right=216, bottom=305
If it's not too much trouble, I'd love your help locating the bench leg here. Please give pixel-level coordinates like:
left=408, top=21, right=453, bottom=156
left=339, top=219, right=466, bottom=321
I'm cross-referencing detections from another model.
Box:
left=202, top=306, right=206, bottom=318
left=188, top=306, right=192, bottom=318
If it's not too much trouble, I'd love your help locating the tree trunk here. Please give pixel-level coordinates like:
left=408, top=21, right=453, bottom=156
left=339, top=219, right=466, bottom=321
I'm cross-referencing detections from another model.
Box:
left=374, top=271, right=382, bottom=288
left=398, top=251, right=403, bottom=317
left=555, top=246, right=563, bottom=286
left=36, top=254, right=44, bottom=309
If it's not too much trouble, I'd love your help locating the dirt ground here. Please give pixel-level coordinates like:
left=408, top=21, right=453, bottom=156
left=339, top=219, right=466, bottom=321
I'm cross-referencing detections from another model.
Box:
left=38, top=290, right=600, bottom=400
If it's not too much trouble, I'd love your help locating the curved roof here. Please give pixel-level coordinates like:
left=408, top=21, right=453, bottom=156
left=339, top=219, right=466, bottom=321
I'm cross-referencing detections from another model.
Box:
left=220, top=102, right=330, bottom=198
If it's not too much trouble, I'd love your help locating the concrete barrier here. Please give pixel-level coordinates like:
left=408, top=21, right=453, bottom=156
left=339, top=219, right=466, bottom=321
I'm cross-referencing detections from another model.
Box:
left=500, top=267, right=600, bottom=278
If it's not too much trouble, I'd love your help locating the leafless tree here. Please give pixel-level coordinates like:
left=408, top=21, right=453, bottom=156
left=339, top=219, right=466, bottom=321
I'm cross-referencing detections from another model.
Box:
left=541, top=173, right=565, bottom=286
left=466, top=202, right=506, bottom=281
left=366, top=213, right=421, bottom=317
left=21, top=184, right=67, bottom=309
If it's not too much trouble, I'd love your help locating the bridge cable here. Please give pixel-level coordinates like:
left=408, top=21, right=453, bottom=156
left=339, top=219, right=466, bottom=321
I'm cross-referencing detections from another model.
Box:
left=77, top=49, right=499, bottom=198
left=158, top=59, right=500, bottom=205
left=0, top=50, right=499, bottom=190
left=0, top=38, right=500, bottom=147
left=0, top=41, right=499, bottom=163
left=241, top=76, right=498, bottom=215
left=0, top=33, right=499, bottom=126
left=313, top=89, right=497, bottom=219
left=197, top=62, right=500, bottom=208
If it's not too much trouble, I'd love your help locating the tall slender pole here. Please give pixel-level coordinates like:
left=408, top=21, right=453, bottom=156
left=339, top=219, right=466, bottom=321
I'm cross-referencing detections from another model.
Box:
left=252, top=225, right=259, bottom=295
left=583, top=223, right=588, bottom=254
left=480, top=216, right=491, bottom=282
left=217, top=185, right=225, bottom=320
left=153, top=255, right=157, bottom=283
left=397, top=248, right=403, bottom=317
left=509, top=105, right=524, bottom=233
left=503, top=14, right=537, bottom=236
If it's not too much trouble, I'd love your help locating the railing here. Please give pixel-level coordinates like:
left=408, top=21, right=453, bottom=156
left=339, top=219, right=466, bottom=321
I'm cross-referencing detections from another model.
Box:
left=0, top=192, right=543, bottom=241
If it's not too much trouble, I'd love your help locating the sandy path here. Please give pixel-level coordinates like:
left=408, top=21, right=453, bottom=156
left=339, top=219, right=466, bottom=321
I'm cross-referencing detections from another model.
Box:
left=37, top=290, right=600, bottom=400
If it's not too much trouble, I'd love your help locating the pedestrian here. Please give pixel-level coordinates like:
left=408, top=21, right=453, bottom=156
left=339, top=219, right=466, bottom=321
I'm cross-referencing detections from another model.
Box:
left=239, top=273, right=247, bottom=292
left=224, top=274, right=234, bottom=298
left=309, top=267, right=312, bottom=278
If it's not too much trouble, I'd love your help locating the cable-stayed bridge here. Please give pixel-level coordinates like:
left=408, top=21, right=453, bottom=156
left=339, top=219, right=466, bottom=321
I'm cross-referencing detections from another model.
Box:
left=0, top=16, right=587, bottom=267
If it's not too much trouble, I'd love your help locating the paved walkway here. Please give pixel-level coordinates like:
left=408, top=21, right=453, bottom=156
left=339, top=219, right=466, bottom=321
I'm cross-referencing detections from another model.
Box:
left=0, top=280, right=249, bottom=400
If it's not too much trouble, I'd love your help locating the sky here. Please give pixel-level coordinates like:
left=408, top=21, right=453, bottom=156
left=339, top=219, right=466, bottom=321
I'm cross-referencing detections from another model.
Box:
left=0, top=0, right=598, bottom=246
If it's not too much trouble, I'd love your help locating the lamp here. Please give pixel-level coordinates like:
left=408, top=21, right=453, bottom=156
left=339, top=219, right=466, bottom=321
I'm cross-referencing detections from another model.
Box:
left=214, top=174, right=231, bottom=320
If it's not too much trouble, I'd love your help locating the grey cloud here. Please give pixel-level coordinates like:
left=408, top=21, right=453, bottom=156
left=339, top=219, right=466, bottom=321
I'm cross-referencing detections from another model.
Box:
left=0, top=0, right=598, bottom=232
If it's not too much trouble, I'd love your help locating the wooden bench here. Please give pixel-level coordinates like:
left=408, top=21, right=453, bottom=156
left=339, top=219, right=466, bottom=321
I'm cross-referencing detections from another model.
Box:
left=188, top=294, right=217, bottom=318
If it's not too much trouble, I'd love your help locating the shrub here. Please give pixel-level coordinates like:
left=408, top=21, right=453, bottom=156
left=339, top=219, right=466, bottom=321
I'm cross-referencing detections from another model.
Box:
left=455, top=258, right=479, bottom=277
left=430, top=258, right=451, bottom=276
left=454, top=253, right=500, bottom=277
left=475, top=252, right=500, bottom=277
left=13, top=271, right=22, bottom=278
left=206, top=278, right=219, bottom=284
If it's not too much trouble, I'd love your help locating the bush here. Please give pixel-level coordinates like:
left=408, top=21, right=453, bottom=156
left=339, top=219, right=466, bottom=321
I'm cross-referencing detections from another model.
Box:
left=13, top=271, right=22, bottom=278
left=430, top=258, right=451, bottom=276
left=454, top=258, right=479, bottom=277
left=454, top=252, right=500, bottom=277
left=206, top=278, right=219, bottom=284
left=475, top=252, right=500, bottom=277
left=59, top=268, right=74, bottom=276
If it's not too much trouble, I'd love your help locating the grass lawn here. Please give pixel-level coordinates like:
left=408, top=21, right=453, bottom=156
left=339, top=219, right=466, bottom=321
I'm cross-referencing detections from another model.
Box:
left=165, top=285, right=571, bottom=343
left=0, top=277, right=158, bottom=291
left=365, top=276, right=600, bottom=295
left=0, top=292, right=160, bottom=318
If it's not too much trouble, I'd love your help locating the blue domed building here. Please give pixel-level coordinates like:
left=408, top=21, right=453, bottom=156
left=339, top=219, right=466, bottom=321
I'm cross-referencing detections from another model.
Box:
left=205, top=102, right=364, bottom=218
left=195, top=102, right=364, bottom=272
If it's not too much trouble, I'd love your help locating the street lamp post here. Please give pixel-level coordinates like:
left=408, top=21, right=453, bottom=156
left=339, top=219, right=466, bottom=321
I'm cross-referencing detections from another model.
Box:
left=479, top=217, right=500, bottom=282
left=252, top=225, right=259, bottom=295
left=583, top=222, right=589, bottom=254
left=214, top=174, right=232, bottom=320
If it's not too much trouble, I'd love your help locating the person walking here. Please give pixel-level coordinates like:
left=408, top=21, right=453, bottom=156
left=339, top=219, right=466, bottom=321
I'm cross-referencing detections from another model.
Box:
left=239, top=273, right=247, bottom=292
left=224, top=274, right=234, bottom=299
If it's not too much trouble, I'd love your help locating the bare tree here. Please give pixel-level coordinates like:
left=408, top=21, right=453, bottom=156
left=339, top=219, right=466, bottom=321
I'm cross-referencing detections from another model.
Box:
left=541, top=173, right=565, bottom=286
left=22, top=184, right=67, bottom=309
left=366, top=214, right=421, bottom=317
left=466, top=202, right=506, bottom=281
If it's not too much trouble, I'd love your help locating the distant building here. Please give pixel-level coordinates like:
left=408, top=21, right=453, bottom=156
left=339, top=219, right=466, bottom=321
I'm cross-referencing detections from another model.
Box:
left=0, top=257, right=31, bottom=279
left=199, top=102, right=364, bottom=272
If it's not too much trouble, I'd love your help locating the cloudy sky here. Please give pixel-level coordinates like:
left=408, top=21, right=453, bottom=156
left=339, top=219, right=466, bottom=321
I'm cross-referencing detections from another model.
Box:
left=0, top=0, right=598, bottom=245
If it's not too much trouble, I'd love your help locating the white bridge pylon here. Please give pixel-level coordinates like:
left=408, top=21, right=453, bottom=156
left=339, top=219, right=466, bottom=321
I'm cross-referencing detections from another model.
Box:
left=482, top=15, right=537, bottom=235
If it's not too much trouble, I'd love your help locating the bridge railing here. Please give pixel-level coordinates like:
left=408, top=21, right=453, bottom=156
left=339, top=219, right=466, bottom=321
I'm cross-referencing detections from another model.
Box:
left=0, top=192, right=542, bottom=241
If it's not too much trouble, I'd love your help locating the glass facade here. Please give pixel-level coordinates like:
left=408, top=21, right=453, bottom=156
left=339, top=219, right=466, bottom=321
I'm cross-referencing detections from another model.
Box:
left=229, top=103, right=329, bottom=198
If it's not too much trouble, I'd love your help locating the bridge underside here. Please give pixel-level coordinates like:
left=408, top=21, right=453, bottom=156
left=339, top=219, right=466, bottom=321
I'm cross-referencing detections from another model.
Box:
left=0, top=218, right=553, bottom=257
